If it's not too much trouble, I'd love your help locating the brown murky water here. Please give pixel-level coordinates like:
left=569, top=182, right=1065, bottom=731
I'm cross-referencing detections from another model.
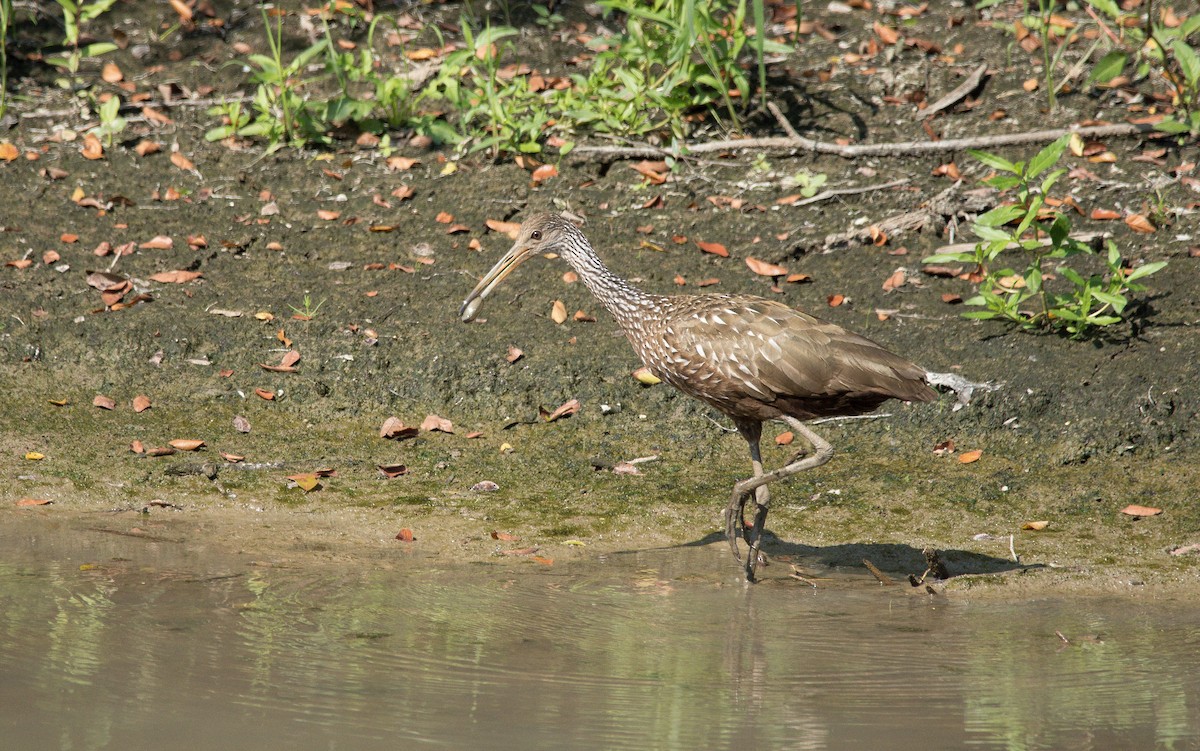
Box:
left=2, top=515, right=1198, bottom=751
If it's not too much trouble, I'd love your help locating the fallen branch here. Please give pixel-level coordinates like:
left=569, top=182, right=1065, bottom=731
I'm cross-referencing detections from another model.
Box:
left=922, top=63, right=989, bottom=119
left=787, top=177, right=910, bottom=207
left=571, top=112, right=1155, bottom=162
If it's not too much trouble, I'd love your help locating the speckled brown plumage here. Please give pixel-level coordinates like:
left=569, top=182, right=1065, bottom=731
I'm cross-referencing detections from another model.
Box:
left=460, top=213, right=937, bottom=581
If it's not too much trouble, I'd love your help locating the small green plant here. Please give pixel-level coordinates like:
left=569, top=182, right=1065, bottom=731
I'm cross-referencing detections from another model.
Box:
left=0, top=0, right=12, bottom=118
left=289, top=294, right=326, bottom=320
left=789, top=168, right=827, bottom=198
left=1085, top=0, right=1200, bottom=137
left=531, top=4, right=564, bottom=28
left=923, top=135, right=1166, bottom=337
left=45, top=0, right=119, bottom=86
left=90, top=94, right=125, bottom=146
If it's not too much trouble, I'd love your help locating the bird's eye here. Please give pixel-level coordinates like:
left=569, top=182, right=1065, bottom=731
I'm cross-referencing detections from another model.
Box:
left=530, top=230, right=542, bottom=241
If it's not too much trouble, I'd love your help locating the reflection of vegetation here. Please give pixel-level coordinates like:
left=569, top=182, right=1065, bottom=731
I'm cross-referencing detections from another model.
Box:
left=3, top=552, right=1200, bottom=748
left=962, top=608, right=1194, bottom=750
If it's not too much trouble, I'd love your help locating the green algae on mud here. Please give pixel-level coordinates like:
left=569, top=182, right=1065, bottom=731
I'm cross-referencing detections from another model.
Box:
left=1, top=1, right=1198, bottom=596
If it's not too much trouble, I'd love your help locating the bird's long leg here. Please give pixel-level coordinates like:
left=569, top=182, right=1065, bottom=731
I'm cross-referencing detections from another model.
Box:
left=725, top=420, right=763, bottom=565
left=729, top=417, right=835, bottom=582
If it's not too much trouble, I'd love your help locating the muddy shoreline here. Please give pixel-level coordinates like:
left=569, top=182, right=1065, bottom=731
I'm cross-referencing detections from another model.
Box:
left=2, top=1, right=1197, bottom=596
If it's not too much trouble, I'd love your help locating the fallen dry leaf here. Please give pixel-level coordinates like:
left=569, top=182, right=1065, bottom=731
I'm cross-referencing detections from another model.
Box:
left=506, top=346, right=524, bottom=363
left=81, top=133, right=104, bottom=160
left=696, top=240, right=729, bottom=257
left=316, top=209, right=341, bottom=221
left=420, top=414, right=454, bottom=433
left=541, top=398, right=580, bottom=422
left=632, top=367, right=661, bottom=385
left=289, top=473, right=320, bottom=492
left=1090, top=208, right=1120, bottom=221
left=380, top=416, right=419, bottom=440
left=254, top=388, right=275, bottom=400
left=132, top=395, right=151, bottom=413
left=378, top=464, right=408, bottom=478
left=149, top=270, right=203, bottom=284
left=745, top=256, right=788, bottom=276
left=86, top=270, right=129, bottom=291
left=93, top=394, right=116, bottom=410
left=169, top=439, right=205, bottom=451
left=491, top=531, right=519, bottom=541
left=486, top=218, right=521, bottom=239
left=435, top=211, right=454, bottom=223
left=550, top=299, right=568, bottom=324
left=1124, top=214, right=1156, bottom=234
left=471, top=480, right=500, bottom=492
left=140, top=235, right=173, bottom=250
left=169, top=0, right=193, bottom=22
left=0, top=142, right=18, bottom=161
left=958, top=449, right=983, bottom=464
left=1120, top=504, right=1162, bottom=517
left=882, top=269, right=907, bottom=292
left=531, top=164, right=558, bottom=183
left=170, top=151, right=195, bottom=171
left=220, top=451, right=245, bottom=463
left=827, top=294, right=845, bottom=307
left=775, top=431, right=794, bottom=446
left=395, top=528, right=415, bottom=542
left=1021, top=520, right=1050, bottom=531
left=386, top=156, right=420, bottom=171
left=17, top=499, right=53, bottom=507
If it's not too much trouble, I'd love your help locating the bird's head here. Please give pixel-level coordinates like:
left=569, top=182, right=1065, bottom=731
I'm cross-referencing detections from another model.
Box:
left=459, top=213, right=580, bottom=322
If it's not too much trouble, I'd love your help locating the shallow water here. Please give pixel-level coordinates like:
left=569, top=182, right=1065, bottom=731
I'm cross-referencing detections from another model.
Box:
left=2, top=516, right=1198, bottom=751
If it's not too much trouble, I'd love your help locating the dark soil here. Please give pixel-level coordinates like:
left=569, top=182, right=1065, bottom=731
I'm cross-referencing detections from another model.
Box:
left=2, top=1, right=1197, bottom=595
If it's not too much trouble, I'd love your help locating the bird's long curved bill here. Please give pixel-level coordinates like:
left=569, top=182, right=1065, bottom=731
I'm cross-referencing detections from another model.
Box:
left=459, top=241, right=531, bottom=322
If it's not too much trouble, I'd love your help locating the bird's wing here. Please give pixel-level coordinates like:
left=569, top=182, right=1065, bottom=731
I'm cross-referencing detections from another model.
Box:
left=665, top=297, right=930, bottom=403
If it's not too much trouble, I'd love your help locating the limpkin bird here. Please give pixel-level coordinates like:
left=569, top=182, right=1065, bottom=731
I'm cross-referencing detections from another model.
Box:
left=460, top=213, right=937, bottom=581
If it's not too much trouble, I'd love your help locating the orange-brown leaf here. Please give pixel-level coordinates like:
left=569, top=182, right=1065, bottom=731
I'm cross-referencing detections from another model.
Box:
left=132, top=395, right=152, bottom=413
left=140, top=235, right=173, bottom=250
left=1124, top=214, right=1155, bottom=233
left=958, top=449, right=983, bottom=464
left=745, top=256, right=788, bottom=276
left=550, top=299, right=568, bottom=324
left=696, top=240, right=729, bottom=257
left=169, top=439, right=205, bottom=451
left=486, top=218, right=521, bottom=239
left=541, top=398, right=580, bottom=423
left=1120, top=504, right=1162, bottom=517
left=170, top=151, right=195, bottom=171
left=93, top=394, right=116, bottom=410
left=380, top=416, right=419, bottom=440
left=882, top=269, right=907, bottom=292
left=81, top=133, right=104, bottom=160
left=420, top=414, right=454, bottom=433
left=531, top=164, right=558, bottom=183
left=149, top=269, right=203, bottom=284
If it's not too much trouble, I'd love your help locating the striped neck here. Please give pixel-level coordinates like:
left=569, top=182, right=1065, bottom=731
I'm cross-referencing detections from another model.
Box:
left=560, top=235, right=658, bottom=329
